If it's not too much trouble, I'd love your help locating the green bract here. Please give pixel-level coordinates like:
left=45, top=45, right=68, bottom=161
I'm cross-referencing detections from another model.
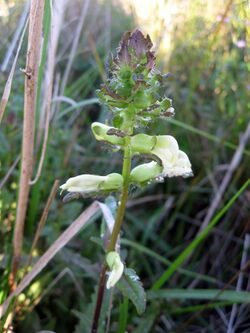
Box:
left=97, top=29, right=175, bottom=129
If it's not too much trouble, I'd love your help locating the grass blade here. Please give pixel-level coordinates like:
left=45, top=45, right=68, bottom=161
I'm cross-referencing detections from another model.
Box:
left=0, top=202, right=100, bottom=319
left=148, top=289, right=250, bottom=303
left=168, top=118, right=250, bottom=157
left=151, top=178, right=250, bottom=290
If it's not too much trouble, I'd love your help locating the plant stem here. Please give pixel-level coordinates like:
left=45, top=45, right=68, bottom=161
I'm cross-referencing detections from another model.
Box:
left=108, top=137, right=132, bottom=251
left=91, top=264, right=107, bottom=333
left=91, top=136, right=132, bottom=332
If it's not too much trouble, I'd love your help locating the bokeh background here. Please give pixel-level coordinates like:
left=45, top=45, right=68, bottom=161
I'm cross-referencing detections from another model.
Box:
left=0, top=0, right=249, bottom=332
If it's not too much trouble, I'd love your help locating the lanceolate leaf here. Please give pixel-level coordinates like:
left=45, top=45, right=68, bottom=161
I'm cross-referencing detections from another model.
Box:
left=117, top=268, right=146, bottom=315
left=148, top=289, right=250, bottom=304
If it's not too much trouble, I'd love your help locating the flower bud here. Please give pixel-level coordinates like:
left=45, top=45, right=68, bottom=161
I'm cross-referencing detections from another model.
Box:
left=60, top=173, right=123, bottom=194
left=130, top=161, right=163, bottom=184
left=106, top=251, right=124, bottom=289
left=91, top=122, right=125, bottom=146
left=114, top=29, right=155, bottom=71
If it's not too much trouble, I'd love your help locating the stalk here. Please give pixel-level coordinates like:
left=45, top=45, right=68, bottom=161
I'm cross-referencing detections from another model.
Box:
left=108, top=137, right=132, bottom=251
left=91, top=136, right=132, bottom=333
left=11, top=0, right=45, bottom=286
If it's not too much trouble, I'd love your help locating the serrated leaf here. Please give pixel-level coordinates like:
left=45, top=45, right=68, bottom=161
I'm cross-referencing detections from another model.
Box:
left=117, top=268, right=146, bottom=315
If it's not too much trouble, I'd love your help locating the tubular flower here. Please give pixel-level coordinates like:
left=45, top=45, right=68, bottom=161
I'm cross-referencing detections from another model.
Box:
left=106, top=251, right=124, bottom=289
left=130, top=134, right=192, bottom=179
left=151, top=136, right=193, bottom=178
left=60, top=173, right=123, bottom=194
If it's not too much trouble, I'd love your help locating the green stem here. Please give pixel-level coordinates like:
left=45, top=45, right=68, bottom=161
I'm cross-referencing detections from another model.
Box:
left=108, top=136, right=132, bottom=251
left=91, top=132, right=133, bottom=333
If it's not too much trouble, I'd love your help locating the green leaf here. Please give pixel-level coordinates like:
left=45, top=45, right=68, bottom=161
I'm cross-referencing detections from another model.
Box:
left=117, top=268, right=146, bottom=315
left=148, top=289, right=250, bottom=304
left=118, top=297, right=129, bottom=333
left=167, top=118, right=250, bottom=157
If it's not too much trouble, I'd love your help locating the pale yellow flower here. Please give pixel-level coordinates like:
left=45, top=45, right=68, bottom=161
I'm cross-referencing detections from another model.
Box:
left=152, top=136, right=192, bottom=178
left=60, top=173, right=123, bottom=193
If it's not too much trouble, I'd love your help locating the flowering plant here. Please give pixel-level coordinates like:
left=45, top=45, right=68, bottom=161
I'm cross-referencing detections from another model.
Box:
left=61, top=29, right=192, bottom=331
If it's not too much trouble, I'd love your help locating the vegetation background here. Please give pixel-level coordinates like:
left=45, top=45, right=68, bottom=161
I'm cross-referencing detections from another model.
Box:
left=0, top=0, right=249, bottom=332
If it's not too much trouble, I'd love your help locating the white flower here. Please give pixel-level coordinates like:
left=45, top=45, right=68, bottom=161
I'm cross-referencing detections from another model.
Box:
left=106, top=251, right=124, bottom=289
left=60, top=173, right=123, bottom=193
left=152, top=136, right=192, bottom=178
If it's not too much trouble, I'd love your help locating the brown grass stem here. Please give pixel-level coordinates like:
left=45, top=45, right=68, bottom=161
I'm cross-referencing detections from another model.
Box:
left=11, top=0, right=45, bottom=284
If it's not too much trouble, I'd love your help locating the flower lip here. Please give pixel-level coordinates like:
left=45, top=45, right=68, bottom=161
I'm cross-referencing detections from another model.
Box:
left=151, top=137, right=193, bottom=178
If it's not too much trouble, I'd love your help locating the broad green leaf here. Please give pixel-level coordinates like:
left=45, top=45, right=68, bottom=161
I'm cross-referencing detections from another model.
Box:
left=117, top=268, right=146, bottom=315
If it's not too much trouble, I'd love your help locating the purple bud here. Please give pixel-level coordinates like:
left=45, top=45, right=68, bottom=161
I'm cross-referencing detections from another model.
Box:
left=114, top=29, right=155, bottom=71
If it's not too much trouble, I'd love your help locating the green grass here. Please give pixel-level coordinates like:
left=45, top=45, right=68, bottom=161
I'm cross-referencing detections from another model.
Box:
left=151, top=178, right=250, bottom=290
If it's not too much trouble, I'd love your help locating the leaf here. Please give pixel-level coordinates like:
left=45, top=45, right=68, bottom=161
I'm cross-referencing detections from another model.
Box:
left=117, top=268, right=146, bottom=315
left=148, top=289, right=250, bottom=304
